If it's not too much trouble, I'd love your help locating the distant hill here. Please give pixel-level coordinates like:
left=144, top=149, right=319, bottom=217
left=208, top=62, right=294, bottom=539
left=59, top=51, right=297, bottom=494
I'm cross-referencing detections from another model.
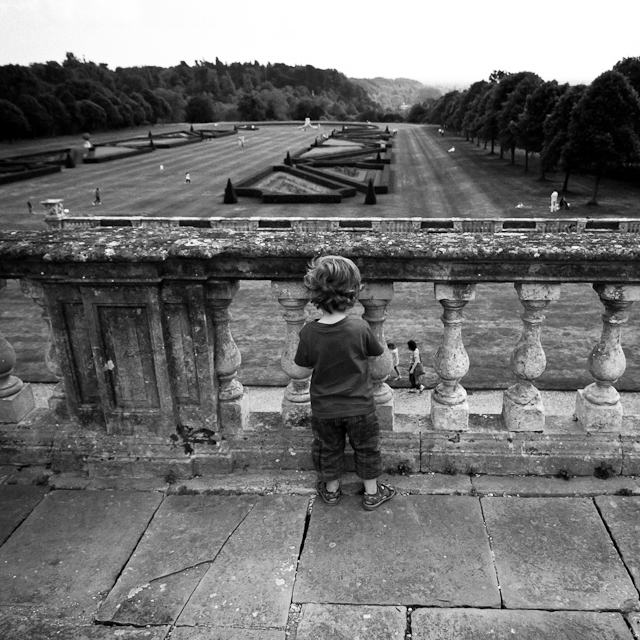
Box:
left=351, top=77, right=442, bottom=110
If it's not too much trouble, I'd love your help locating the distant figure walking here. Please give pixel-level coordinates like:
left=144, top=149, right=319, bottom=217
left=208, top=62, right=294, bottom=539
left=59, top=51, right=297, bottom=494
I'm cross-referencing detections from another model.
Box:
left=185, top=172, right=191, bottom=184
left=238, top=136, right=245, bottom=147
left=93, top=188, right=101, bottom=206
left=550, top=190, right=558, bottom=212
left=27, top=201, right=33, bottom=214
left=159, top=164, right=164, bottom=171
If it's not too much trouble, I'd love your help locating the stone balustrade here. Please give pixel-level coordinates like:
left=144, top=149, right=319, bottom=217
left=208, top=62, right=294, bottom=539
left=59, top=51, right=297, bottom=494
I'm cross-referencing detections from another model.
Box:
left=0, top=224, right=639, bottom=478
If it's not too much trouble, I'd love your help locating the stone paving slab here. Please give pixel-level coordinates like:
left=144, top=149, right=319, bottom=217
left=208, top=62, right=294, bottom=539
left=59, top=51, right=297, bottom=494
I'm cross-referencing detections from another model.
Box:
left=0, top=490, right=162, bottom=622
left=293, top=495, right=500, bottom=607
left=97, top=495, right=257, bottom=625
left=482, top=497, right=639, bottom=610
left=295, top=604, right=406, bottom=640
left=0, top=612, right=170, bottom=639
left=411, top=608, right=634, bottom=639
left=627, top=611, right=640, bottom=637
left=170, top=628, right=285, bottom=640
left=472, top=474, right=640, bottom=497
left=595, top=496, right=640, bottom=591
left=178, top=495, right=308, bottom=630
left=0, top=484, right=48, bottom=544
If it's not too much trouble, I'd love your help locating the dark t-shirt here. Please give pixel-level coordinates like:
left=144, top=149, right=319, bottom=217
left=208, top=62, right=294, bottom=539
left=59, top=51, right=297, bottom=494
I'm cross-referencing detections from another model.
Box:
left=294, top=316, right=383, bottom=419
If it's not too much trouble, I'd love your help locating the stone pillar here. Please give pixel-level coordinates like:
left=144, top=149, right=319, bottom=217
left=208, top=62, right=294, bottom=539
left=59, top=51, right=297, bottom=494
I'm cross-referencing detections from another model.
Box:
left=360, top=282, right=395, bottom=430
left=20, top=279, right=67, bottom=414
left=431, top=283, right=476, bottom=430
left=503, top=283, right=561, bottom=431
left=271, top=281, right=312, bottom=428
left=206, top=280, right=248, bottom=434
left=575, top=284, right=640, bottom=430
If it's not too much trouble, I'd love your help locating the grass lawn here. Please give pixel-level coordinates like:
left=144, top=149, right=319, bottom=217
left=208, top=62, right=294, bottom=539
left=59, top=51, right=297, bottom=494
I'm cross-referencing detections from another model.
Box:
left=1, top=123, right=639, bottom=391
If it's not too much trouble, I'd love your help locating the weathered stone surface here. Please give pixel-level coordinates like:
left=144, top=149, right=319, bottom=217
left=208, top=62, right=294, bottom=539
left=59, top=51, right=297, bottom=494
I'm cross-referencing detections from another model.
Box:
left=595, top=496, right=640, bottom=591
left=472, top=474, right=640, bottom=497
left=97, top=495, right=257, bottom=625
left=0, top=383, right=35, bottom=423
left=482, top=497, right=639, bottom=610
left=0, top=484, right=48, bottom=544
left=0, top=612, right=171, bottom=639
left=411, top=608, right=633, bottom=640
left=294, top=495, right=499, bottom=607
left=627, top=611, right=640, bottom=638
left=179, top=495, right=308, bottom=629
left=516, top=432, right=624, bottom=476
left=0, top=490, right=162, bottom=621
left=296, top=604, right=406, bottom=640
left=171, top=628, right=284, bottom=640
left=422, top=431, right=520, bottom=475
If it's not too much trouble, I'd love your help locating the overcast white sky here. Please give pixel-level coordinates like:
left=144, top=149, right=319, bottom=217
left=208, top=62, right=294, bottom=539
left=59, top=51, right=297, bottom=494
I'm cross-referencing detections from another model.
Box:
left=1, top=0, right=637, bottom=88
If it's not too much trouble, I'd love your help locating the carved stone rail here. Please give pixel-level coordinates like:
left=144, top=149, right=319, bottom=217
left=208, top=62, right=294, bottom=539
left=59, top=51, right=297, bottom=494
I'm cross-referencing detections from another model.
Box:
left=0, top=225, right=639, bottom=478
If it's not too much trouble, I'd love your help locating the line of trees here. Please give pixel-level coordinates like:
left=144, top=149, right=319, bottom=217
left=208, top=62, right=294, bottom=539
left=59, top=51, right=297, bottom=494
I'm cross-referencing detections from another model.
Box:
left=0, top=53, right=395, bottom=142
left=408, top=58, right=640, bottom=203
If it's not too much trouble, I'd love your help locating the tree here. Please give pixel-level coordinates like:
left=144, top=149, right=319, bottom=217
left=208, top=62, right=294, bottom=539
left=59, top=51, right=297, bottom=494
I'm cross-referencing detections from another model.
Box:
left=564, top=71, right=640, bottom=204
left=237, top=91, right=267, bottom=121
left=292, top=97, right=325, bottom=121
left=16, top=94, right=55, bottom=137
left=613, top=57, right=640, bottom=96
left=38, top=94, right=72, bottom=134
left=540, top=84, right=585, bottom=184
left=77, top=99, right=107, bottom=131
left=0, top=99, right=30, bottom=140
left=406, top=102, right=428, bottom=123
left=185, top=94, right=215, bottom=122
left=513, top=80, right=560, bottom=172
left=497, top=72, right=542, bottom=163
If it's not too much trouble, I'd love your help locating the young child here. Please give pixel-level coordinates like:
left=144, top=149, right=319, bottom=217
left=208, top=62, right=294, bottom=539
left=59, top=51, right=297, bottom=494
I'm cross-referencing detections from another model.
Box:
left=387, top=342, right=400, bottom=379
left=294, top=255, right=396, bottom=510
left=407, top=340, right=425, bottom=393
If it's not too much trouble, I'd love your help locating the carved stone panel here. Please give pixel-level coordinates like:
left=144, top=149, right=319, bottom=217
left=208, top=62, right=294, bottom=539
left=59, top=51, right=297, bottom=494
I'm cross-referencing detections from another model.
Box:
left=45, top=284, right=102, bottom=428
left=162, top=282, right=217, bottom=430
left=82, top=286, right=176, bottom=436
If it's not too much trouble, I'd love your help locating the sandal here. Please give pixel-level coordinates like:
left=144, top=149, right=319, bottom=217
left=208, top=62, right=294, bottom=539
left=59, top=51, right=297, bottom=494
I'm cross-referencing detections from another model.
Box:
left=363, top=482, right=396, bottom=511
left=316, top=481, right=341, bottom=505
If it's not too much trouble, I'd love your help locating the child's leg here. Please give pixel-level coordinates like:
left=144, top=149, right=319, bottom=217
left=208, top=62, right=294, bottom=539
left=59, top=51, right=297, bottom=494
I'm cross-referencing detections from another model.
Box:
left=311, top=416, right=346, bottom=491
left=346, top=412, right=382, bottom=486
left=347, top=412, right=395, bottom=509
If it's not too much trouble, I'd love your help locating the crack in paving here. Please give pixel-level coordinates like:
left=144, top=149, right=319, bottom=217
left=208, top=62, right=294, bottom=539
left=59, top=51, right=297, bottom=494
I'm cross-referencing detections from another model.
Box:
left=478, top=496, right=505, bottom=609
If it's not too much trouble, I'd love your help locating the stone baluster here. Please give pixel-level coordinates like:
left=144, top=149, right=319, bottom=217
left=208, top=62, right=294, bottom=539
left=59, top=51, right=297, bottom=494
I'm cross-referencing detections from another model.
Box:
left=503, top=283, right=561, bottom=431
left=20, top=279, right=67, bottom=414
left=431, top=283, right=476, bottom=430
left=575, top=284, right=640, bottom=430
left=206, top=280, right=248, bottom=434
left=0, top=280, right=35, bottom=423
left=271, top=281, right=312, bottom=428
left=359, top=282, right=395, bottom=430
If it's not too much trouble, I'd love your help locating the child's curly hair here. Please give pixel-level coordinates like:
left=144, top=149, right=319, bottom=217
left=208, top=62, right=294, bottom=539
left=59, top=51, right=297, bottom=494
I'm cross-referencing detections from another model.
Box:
left=304, top=255, right=361, bottom=313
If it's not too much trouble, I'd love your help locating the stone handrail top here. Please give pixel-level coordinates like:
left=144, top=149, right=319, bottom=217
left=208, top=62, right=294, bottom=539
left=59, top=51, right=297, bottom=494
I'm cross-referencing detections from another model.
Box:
left=1, top=225, right=639, bottom=282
